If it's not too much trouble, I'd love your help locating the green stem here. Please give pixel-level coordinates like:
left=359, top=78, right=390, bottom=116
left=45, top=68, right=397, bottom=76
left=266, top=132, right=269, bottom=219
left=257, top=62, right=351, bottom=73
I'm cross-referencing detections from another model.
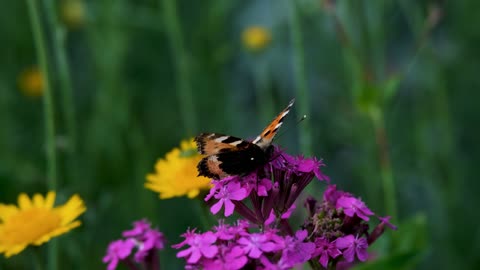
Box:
left=287, top=0, right=312, bottom=156
left=26, top=0, right=58, bottom=269
left=43, top=0, right=78, bottom=183
left=162, top=0, right=197, bottom=135
left=369, top=109, right=397, bottom=221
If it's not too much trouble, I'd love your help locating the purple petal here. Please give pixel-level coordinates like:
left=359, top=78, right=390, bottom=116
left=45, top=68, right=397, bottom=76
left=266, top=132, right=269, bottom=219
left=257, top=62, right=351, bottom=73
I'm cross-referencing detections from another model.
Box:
left=335, top=235, right=354, bottom=249
left=201, top=245, right=219, bottom=258
left=319, top=252, right=329, bottom=268
left=187, top=249, right=202, bottom=263
left=248, top=247, right=263, bottom=259
left=229, top=187, right=248, bottom=201
left=177, top=247, right=192, bottom=258
left=295, top=230, right=308, bottom=241
left=342, top=246, right=355, bottom=262
left=210, top=200, right=224, bottom=214
left=224, top=199, right=235, bottom=216
left=378, top=216, right=398, bottom=230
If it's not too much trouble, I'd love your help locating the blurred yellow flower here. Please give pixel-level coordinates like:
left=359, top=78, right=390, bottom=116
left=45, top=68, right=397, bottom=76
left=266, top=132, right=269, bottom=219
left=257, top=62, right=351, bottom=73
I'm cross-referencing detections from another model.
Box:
left=0, top=191, right=86, bottom=258
left=242, top=26, right=272, bottom=52
left=145, top=139, right=212, bottom=199
left=18, top=67, right=43, bottom=97
left=61, top=0, right=86, bottom=29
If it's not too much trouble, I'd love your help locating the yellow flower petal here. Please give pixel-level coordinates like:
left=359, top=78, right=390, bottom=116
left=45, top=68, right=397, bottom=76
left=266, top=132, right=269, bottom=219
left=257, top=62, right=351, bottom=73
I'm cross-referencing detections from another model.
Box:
left=0, top=191, right=86, bottom=258
left=17, top=193, right=32, bottom=210
left=145, top=138, right=212, bottom=199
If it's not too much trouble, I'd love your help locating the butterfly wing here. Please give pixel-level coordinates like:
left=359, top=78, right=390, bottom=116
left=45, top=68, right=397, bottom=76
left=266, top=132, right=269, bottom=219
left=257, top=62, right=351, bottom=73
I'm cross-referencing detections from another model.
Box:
left=252, top=98, right=295, bottom=149
left=197, top=143, right=268, bottom=179
left=195, top=133, right=250, bottom=155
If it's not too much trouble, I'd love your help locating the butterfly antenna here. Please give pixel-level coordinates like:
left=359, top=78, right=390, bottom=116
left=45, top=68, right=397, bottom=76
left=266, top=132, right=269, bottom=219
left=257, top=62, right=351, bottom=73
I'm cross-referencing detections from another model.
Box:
left=274, top=114, right=307, bottom=141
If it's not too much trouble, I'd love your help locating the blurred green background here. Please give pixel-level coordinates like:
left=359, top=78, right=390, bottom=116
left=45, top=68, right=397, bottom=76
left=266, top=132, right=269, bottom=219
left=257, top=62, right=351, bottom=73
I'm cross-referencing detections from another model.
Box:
left=1, top=0, right=479, bottom=269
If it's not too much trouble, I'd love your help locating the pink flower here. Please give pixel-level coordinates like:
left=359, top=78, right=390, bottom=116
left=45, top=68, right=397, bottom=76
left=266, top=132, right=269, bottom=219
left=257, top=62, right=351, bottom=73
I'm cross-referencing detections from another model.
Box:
left=313, top=237, right=341, bottom=268
left=323, top=185, right=348, bottom=205
left=213, top=220, right=249, bottom=240
left=173, top=230, right=219, bottom=264
left=122, top=219, right=150, bottom=237
left=237, top=233, right=278, bottom=258
left=280, top=230, right=316, bottom=267
left=102, top=239, right=135, bottom=270
left=336, top=195, right=374, bottom=221
left=336, top=235, right=368, bottom=262
left=210, top=182, right=248, bottom=217
left=203, top=246, right=248, bottom=270
left=134, top=229, right=166, bottom=261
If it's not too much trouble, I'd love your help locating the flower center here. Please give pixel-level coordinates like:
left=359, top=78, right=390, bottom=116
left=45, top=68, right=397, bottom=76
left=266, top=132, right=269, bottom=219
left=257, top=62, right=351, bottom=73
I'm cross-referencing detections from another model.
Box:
left=0, top=208, right=61, bottom=245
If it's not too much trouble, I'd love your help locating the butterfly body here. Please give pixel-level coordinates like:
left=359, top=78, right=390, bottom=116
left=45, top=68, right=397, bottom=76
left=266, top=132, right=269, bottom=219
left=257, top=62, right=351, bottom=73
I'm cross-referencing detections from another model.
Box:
left=195, top=99, right=294, bottom=179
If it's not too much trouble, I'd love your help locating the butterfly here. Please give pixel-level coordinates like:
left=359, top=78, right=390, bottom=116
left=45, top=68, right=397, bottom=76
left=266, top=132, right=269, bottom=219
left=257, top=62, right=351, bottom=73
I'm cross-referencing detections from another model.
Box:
left=195, top=99, right=295, bottom=179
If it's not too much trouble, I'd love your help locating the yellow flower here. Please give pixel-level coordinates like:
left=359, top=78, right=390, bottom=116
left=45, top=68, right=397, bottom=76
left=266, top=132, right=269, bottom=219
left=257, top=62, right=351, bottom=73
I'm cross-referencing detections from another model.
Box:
left=61, top=0, right=86, bottom=29
left=145, top=139, right=212, bottom=199
left=242, top=26, right=272, bottom=52
left=18, top=67, right=43, bottom=97
left=0, top=191, right=86, bottom=258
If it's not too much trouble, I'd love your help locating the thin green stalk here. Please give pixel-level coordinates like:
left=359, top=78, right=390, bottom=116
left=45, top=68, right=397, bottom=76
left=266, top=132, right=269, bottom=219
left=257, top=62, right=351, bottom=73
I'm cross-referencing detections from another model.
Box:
left=43, top=0, right=78, bottom=184
left=162, top=0, right=197, bottom=135
left=369, top=109, right=397, bottom=221
left=287, top=0, right=312, bottom=156
left=26, top=0, right=58, bottom=269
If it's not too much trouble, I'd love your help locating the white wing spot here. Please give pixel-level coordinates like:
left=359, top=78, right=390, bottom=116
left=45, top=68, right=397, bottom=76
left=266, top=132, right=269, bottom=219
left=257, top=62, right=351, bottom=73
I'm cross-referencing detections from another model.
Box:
left=214, top=136, right=229, bottom=143
left=230, top=140, right=243, bottom=146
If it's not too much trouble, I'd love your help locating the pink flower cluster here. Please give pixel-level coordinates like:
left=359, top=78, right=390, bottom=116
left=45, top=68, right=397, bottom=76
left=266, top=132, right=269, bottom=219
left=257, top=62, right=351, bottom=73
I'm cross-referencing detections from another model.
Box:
left=103, top=219, right=166, bottom=270
left=173, top=220, right=316, bottom=270
left=204, top=147, right=329, bottom=225
left=174, top=183, right=397, bottom=269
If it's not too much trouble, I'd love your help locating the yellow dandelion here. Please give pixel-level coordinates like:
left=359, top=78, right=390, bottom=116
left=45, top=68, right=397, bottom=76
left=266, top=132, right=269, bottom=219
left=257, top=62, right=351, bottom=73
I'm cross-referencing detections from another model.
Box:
left=18, top=67, right=43, bottom=97
left=0, top=191, right=86, bottom=258
left=242, top=26, right=272, bottom=52
left=61, top=0, right=86, bottom=29
left=145, top=139, right=212, bottom=199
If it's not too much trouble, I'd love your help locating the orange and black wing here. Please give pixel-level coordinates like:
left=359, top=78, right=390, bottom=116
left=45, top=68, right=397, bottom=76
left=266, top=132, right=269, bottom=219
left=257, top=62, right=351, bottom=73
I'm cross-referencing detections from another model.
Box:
left=252, top=98, right=295, bottom=149
left=194, top=133, right=251, bottom=155
left=197, top=143, right=267, bottom=179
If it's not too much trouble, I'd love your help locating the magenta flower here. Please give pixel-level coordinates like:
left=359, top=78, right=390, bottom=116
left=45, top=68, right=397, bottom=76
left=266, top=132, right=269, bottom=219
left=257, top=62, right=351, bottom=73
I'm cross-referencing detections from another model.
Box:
left=336, top=235, right=368, bottom=262
left=280, top=230, right=316, bottom=267
left=210, top=182, right=248, bottom=217
left=336, top=195, right=374, bottom=221
left=102, top=239, right=135, bottom=270
left=119, top=219, right=166, bottom=262
left=323, top=185, right=348, bottom=205
left=237, top=232, right=278, bottom=259
left=174, top=230, right=219, bottom=263
left=296, top=156, right=330, bottom=182
left=134, top=229, right=166, bottom=261
left=313, top=237, right=341, bottom=268
left=203, top=246, right=248, bottom=270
